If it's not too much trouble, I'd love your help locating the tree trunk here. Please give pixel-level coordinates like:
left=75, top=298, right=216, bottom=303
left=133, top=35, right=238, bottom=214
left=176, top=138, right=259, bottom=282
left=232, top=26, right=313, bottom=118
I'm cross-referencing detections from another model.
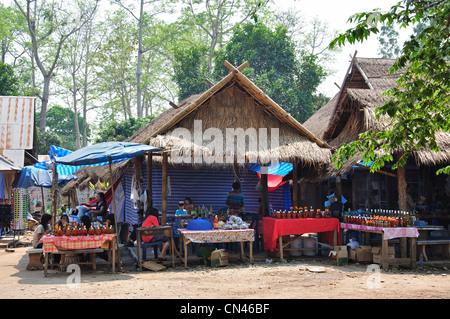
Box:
left=136, top=0, right=144, bottom=118
left=39, top=76, right=51, bottom=133
left=72, top=72, right=81, bottom=149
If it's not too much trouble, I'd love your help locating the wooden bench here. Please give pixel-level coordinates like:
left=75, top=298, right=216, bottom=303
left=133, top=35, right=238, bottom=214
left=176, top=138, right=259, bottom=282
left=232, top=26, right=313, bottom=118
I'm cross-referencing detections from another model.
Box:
left=26, top=248, right=44, bottom=270
left=416, top=238, right=450, bottom=262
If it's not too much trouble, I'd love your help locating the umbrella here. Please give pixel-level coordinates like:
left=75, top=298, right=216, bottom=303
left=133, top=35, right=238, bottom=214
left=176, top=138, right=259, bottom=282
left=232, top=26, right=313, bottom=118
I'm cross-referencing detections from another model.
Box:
left=54, top=142, right=163, bottom=239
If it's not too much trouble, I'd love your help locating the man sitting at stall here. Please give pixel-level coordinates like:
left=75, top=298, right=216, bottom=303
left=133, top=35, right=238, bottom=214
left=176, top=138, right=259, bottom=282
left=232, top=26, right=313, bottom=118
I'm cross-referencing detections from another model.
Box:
left=225, top=182, right=244, bottom=214
left=175, top=201, right=188, bottom=216
left=142, top=208, right=180, bottom=260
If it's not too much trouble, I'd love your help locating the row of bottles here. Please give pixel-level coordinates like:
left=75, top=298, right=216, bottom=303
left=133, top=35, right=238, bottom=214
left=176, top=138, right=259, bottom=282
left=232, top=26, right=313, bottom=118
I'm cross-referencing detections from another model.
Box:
left=343, top=209, right=416, bottom=227
left=273, top=206, right=331, bottom=219
left=54, top=223, right=114, bottom=236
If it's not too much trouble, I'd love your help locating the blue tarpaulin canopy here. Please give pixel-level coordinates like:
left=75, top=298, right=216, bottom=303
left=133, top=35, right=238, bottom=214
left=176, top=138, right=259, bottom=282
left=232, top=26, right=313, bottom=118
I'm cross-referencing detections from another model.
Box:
left=54, top=142, right=163, bottom=166
left=12, top=165, right=77, bottom=188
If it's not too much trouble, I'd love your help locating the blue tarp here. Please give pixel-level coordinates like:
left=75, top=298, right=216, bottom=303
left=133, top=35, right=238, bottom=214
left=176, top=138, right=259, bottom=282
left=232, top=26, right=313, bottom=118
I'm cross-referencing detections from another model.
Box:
left=34, top=145, right=115, bottom=176
left=12, top=166, right=77, bottom=188
left=55, top=142, right=162, bottom=166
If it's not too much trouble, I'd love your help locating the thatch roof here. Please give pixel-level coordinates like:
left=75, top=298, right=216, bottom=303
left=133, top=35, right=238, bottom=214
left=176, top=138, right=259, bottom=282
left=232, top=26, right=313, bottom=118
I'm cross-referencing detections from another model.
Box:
left=303, top=93, right=339, bottom=139
left=307, top=55, right=450, bottom=177
left=128, top=61, right=332, bottom=168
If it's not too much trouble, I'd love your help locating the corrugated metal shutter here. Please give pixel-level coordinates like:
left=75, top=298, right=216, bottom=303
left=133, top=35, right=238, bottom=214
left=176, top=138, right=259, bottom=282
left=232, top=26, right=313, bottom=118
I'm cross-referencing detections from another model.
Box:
left=122, top=163, right=290, bottom=225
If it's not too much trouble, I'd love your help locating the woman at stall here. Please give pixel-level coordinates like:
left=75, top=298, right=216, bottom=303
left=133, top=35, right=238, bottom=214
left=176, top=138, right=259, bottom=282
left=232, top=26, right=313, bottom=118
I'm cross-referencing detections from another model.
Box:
left=32, top=213, right=52, bottom=248
left=82, top=192, right=108, bottom=221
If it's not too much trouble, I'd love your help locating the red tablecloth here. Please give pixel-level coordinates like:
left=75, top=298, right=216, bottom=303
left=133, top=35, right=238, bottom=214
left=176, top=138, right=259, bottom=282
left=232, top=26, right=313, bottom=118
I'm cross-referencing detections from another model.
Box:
left=263, top=217, right=341, bottom=251
left=40, top=234, right=115, bottom=253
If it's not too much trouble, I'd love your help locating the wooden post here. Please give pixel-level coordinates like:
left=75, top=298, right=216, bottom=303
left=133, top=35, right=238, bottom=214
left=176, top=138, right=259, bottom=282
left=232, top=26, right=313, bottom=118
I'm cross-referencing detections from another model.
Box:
left=260, top=165, right=269, bottom=217
left=397, top=164, right=407, bottom=211
left=108, top=157, right=117, bottom=232
left=162, top=152, right=168, bottom=225
left=146, top=151, right=152, bottom=209
left=51, top=162, right=58, bottom=228
left=292, top=159, right=298, bottom=207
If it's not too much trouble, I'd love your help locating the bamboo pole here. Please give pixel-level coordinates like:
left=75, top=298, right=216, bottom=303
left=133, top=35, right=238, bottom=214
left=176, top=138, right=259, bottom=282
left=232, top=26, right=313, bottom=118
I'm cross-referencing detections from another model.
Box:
left=108, top=156, right=118, bottom=273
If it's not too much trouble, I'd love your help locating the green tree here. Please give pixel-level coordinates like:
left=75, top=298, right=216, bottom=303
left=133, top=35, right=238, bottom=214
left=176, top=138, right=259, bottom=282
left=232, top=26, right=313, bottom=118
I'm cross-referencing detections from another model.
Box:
left=330, top=0, right=450, bottom=175
left=173, top=45, right=211, bottom=101
left=0, top=62, right=20, bottom=96
left=377, top=24, right=400, bottom=58
left=95, top=115, right=155, bottom=143
left=37, top=105, right=90, bottom=151
left=214, top=22, right=326, bottom=122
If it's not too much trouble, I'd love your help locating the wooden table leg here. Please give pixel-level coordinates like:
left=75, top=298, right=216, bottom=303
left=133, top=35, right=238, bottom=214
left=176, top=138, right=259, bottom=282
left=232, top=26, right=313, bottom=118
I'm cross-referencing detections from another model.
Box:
left=240, top=242, right=244, bottom=260
left=279, top=236, right=283, bottom=260
left=137, top=232, right=142, bottom=270
left=410, top=237, right=417, bottom=268
left=184, top=237, right=188, bottom=268
left=91, top=253, right=96, bottom=270
left=382, top=239, right=389, bottom=271
left=400, top=237, right=407, bottom=258
left=44, top=253, right=49, bottom=277
left=333, top=230, right=337, bottom=247
left=112, top=236, right=116, bottom=273
left=249, top=240, right=253, bottom=264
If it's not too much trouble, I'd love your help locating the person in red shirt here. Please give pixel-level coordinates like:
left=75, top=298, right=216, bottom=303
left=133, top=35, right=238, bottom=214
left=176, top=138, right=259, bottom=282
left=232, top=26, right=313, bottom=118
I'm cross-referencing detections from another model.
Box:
left=142, top=208, right=179, bottom=260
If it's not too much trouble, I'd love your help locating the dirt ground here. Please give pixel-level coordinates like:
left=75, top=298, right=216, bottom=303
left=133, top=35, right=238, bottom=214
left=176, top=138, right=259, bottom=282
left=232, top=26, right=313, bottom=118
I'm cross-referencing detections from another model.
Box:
left=0, top=232, right=449, bottom=301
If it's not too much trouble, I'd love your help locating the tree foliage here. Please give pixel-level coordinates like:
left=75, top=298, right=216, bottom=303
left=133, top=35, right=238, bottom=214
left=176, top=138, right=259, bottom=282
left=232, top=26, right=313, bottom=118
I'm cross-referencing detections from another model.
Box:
left=0, top=62, right=20, bottom=96
left=330, top=0, right=450, bottom=175
left=37, top=105, right=90, bottom=151
left=214, top=22, right=326, bottom=123
left=94, top=115, right=156, bottom=143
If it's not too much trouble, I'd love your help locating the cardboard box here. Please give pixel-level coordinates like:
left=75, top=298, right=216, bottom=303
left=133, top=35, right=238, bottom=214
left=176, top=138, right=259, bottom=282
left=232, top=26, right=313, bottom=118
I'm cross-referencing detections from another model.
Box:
left=210, top=249, right=229, bottom=267
left=355, top=246, right=373, bottom=263
left=329, top=246, right=348, bottom=266
left=371, top=246, right=395, bottom=264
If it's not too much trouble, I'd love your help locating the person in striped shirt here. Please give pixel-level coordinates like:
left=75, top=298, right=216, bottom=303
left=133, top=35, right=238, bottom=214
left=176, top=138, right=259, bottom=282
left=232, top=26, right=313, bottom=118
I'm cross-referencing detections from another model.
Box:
left=225, top=182, right=244, bottom=214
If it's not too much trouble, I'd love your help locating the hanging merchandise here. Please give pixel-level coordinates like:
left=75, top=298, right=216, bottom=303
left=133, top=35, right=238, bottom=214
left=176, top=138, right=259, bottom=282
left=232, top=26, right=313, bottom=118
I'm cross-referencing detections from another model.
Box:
left=11, top=188, right=29, bottom=230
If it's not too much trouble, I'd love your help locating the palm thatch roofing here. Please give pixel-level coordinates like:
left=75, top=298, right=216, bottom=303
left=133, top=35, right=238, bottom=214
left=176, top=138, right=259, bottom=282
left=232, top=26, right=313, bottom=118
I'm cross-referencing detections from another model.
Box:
left=127, top=61, right=332, bottom=167
left=62, top=61, right=334, bottom=193
left=305, top=54, right=450, bottom=177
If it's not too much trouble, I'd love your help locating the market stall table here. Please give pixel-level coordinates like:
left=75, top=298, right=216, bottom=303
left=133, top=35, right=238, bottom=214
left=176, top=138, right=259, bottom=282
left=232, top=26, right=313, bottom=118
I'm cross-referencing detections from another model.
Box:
left=179, top=228, right=255, bottom=267
left=40, top=233, right=117, bottom=276
left=340, top=223, right=419, bottom=270
left=263, top=217, right=340, bottom=259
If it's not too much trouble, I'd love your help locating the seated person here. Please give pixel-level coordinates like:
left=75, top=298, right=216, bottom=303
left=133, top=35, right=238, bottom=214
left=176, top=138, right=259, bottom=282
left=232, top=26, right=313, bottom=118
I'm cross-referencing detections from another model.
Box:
left=142, top=208, right=179, bottom=260
left=32, top=213, right=52, bottom=248
left=184, top=197, right=194, bottom=214
left=82, top=192, right=108, bottom=220
left=80, top=215, right=92, bottom=230
left=55, top=214, right=69, bottom=228
left=175, top=201, right=188, bottom=216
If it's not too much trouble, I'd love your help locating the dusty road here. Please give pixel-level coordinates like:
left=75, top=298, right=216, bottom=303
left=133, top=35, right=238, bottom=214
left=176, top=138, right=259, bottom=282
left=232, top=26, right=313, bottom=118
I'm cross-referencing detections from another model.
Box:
left=0, top=244, right=449, bottom=301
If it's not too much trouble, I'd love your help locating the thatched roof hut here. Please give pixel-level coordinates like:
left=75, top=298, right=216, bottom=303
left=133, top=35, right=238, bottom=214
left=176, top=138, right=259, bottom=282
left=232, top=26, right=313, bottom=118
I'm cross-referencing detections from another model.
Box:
left=303, top=54, right=450, bottom=212
left=304, top=55, right=450, bottom=174
left=127, top=61, right=332, bottom=168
